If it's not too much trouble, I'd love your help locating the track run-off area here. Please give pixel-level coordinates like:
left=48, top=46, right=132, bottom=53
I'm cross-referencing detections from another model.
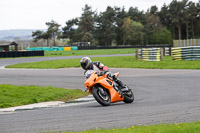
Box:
left=0, top=54, right=200, bottom=133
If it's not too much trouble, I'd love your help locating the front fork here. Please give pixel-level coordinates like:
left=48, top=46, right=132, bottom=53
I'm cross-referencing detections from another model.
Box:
left=85, top=86, right=107, bottom=95
left=84, top=88, right=89, bottom=92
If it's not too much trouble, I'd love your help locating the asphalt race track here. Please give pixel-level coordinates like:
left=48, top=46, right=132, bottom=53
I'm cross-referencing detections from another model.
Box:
left=0, top=56, right=200, bottom=133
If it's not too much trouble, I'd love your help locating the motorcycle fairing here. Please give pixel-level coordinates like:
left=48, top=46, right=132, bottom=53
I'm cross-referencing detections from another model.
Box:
left=93, top=77, right=124, bottom=103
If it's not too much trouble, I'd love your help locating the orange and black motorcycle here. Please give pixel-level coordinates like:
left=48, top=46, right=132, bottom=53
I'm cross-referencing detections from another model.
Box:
left=84, top=70, right=134, bottom=106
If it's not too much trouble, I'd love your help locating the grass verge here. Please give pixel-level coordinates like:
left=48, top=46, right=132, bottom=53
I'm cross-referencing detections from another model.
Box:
left=0, top=48, right=134, bottom=59
left=65, top=121, right=200, bottom=133
left=0, top=84, right=88, bottom=108
left=45, top=48, right=135, bottom=56
left=6, top=56, right=200, bottom=69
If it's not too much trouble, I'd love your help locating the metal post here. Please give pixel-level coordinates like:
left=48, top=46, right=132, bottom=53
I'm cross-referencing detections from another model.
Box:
left=160, top=48, right=164, bottom=61
left=136, top=48, right=138, bottom=59
left=169, top=47, right=172, bottom=56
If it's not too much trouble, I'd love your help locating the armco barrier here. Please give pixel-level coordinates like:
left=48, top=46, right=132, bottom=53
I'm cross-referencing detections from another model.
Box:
left=136, top=48, right=163, bottom=61
left=0, top=51, right=44, bottom=58
left=172, top=46, right=200, bottom=60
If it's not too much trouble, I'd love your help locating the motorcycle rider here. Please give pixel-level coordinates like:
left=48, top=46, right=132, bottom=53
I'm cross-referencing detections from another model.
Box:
left=80, top=57, right=128, bottom=92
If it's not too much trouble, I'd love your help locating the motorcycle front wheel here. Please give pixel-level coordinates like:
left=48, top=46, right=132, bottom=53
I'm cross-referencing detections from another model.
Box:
left=92, top=87, right=111, bottom=106
left=123, top=89, right=134, bottom=103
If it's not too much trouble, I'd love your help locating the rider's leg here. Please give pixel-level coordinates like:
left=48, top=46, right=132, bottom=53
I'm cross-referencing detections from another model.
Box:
left=112, top=75, right=128, bottom=91
left=115, top=78, right=124, bottom=87
left=106, top=72, right=128, bottom=91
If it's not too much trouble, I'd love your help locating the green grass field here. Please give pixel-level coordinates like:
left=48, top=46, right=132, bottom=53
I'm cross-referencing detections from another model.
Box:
left=6, top=56, right=200, bottom=69
left=0, top=84, right=88, bottom=108
left=0, top=48, right=134, bottom=59
left=65, top=121, right=200, bottom=133
left=45, top=48, right=135, bottom=56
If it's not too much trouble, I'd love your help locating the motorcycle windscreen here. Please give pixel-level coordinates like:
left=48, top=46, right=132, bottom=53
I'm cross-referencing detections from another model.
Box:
left=85, top=71, right=97, bottom=88
left=85, top=70, right=94, bottom=79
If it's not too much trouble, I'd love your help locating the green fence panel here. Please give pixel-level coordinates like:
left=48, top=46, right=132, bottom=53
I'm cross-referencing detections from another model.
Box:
left=71, top=46, right=78, bottom=50
left=58, top=47, right=64, bottom=51
left=28, top=47, right=66, bottom=51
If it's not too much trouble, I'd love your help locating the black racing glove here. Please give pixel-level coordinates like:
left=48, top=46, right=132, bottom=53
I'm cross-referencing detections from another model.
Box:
left=99, top=70, right=107, bottom=76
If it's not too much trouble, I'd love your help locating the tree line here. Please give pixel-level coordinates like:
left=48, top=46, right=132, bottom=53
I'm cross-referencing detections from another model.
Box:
left=32, top=0, right=200, bottom=46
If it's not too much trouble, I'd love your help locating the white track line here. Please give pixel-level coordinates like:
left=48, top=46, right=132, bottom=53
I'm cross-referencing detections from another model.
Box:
left=0, top=95, right=95, bottom=114
left=0, top=66, right=5, bottom=69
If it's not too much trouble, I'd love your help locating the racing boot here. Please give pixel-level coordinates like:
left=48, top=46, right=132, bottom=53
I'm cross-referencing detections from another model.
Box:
left=115, top=80, right=129, bottom=92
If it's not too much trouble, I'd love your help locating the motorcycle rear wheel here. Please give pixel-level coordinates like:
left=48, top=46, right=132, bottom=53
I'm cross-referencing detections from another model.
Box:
left=92, top=87, right=111, bottom=106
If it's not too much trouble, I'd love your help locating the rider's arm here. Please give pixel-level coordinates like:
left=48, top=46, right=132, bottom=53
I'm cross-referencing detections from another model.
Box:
left=93, top=61, right=111, bottom=77
left=94, top=61, right=109, bottom=71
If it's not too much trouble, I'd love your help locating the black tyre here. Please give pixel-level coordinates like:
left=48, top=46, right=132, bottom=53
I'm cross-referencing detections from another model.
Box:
left=92, top=87, right=111, bottom=106
left=123, top=90, right=134, bottom=103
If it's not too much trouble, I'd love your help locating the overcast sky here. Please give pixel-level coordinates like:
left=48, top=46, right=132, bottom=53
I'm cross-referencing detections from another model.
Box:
left=0, top=0, right=199, bottom=30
